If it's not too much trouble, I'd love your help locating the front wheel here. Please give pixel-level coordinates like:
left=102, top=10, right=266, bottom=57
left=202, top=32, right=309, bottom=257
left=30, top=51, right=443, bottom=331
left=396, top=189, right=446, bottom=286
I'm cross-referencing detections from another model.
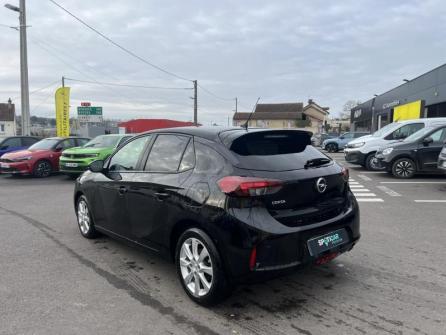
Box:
left=365, top=153, right=384, bottom=171
left=76, top=195, right=98, bottom=239
left=175, top=228, right=231, bottom=306
left=392, top=158, right=416, bottom=178
left=33, top=160, right=52, bottom=178
left=326, top=143, right=338, bottom=153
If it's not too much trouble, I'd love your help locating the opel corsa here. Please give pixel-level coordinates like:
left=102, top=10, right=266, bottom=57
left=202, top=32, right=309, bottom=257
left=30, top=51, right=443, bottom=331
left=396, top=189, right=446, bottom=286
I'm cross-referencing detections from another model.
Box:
left=74, top=127, right=360, bottom=305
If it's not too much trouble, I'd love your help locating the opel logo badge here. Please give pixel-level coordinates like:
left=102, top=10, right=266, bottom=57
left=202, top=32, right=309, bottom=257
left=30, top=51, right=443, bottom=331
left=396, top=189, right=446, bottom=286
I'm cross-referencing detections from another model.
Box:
left=316, top=177, right=327, bottom=193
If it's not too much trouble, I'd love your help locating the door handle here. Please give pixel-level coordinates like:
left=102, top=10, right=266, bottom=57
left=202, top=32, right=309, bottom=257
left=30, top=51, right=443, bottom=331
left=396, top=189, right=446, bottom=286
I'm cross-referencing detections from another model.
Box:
left=154, top=192, right=170, bottom=200
left=118, top=186, right=128, bottom=195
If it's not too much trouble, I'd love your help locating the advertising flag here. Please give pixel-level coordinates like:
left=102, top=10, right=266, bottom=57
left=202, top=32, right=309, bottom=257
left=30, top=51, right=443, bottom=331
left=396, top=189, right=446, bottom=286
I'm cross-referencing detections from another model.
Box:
left=55, top=87, right=70, bottom=137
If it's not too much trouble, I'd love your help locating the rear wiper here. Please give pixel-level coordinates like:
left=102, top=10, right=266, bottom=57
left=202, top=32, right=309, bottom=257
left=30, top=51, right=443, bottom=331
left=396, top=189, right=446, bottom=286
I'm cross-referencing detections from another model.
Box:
left=304, top=157, right=331, bottom=169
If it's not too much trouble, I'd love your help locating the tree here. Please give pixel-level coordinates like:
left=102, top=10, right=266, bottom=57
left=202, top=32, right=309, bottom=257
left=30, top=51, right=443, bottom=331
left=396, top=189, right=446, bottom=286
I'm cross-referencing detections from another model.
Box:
left=341, top=100, right=362, bottom=120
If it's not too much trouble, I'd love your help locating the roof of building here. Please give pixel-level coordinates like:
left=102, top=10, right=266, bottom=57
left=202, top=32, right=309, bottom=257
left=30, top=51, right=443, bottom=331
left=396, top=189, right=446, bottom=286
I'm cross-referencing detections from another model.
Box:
left=233, top=103, right=304, bottom=121
left=0, top=103, right=15, bottom=121
left=117, top=119, right=196, bottom=133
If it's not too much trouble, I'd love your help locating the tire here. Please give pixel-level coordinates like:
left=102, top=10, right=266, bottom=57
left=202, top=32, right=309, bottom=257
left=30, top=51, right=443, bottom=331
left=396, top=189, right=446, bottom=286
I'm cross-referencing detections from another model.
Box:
left=33, top=160, right=52, bottom=178
left=76, top=195, right=98, bottom=239
left=175, top=228, right=231, bottom=306
left=326, top=143, right=338, bottom=153
left=365, top=153, right=384, bottom=171
left=392, top=158, right=416, bottom=179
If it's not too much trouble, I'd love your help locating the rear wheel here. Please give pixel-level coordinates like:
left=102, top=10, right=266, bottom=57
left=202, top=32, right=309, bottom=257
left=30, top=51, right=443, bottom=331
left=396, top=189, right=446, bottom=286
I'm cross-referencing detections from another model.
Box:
left=392, top=158, right=416, bottom=178
left=175, top=228, right=231, bottom=305
left=326, top=143, right=338, bottom=153
left=33, top=160, right=52, bottom=178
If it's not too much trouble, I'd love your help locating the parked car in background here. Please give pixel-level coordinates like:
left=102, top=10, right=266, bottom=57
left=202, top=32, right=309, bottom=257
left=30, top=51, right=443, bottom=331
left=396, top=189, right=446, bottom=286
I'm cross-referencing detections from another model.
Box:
left=0, top=136, right=40, bottom=157
left=59, top=134, right=132, bottom=176
left=375, top=125, right=446, bottom=178
left=0, top=137, right=90, bottom=177
left=345, top=118, right=446, bottom=170
left=322, top=132, right=369, bottom=152
left=438, top=141, right=446, bottom=171
left=73, top=127, right=360, bottom=305
left=311, top=133, right=337, bottom=147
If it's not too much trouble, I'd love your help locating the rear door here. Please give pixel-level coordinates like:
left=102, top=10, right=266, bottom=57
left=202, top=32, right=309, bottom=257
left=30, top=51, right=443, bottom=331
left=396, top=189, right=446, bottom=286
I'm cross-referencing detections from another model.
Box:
left=417, top=127, right=446, bottom=171
left=126, top=134, right=194, bottom=247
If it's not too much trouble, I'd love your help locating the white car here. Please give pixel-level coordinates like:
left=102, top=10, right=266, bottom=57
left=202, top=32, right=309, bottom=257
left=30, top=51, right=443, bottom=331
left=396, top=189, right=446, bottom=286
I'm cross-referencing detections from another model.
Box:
left=344, top=118, right=446, bottom=170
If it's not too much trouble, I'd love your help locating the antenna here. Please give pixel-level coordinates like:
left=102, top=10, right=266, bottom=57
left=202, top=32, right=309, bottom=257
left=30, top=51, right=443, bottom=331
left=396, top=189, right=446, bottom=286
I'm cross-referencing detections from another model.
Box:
left=242, top=97, right=260, bottom=130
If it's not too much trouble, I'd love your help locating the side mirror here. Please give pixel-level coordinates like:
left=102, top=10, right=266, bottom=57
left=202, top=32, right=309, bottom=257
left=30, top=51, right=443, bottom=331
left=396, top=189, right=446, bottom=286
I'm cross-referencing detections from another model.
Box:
left=54, top=146, right=63, bottom=152
left=422, top=137, right=433, bottom=146
left=89, top=160, right=105, bottom=173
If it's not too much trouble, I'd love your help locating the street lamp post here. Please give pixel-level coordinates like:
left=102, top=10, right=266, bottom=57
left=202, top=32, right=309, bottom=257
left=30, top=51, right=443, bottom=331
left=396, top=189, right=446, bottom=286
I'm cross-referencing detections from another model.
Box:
left=5, top=0, right=30, bottom=136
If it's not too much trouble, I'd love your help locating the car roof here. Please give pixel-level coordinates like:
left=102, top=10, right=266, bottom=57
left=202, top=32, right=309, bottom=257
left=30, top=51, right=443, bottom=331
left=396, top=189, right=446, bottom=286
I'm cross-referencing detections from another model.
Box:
left=44, top=136, right=90, bottom=140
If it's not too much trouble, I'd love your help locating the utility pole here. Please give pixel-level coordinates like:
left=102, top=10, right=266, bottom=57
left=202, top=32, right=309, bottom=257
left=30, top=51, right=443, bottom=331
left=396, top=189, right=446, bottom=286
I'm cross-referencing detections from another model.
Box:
left=193, top=80, right=197, bottom=125
left=5, top=0, right=30, bottom=135
left=62, top=76, right=65, bottom=87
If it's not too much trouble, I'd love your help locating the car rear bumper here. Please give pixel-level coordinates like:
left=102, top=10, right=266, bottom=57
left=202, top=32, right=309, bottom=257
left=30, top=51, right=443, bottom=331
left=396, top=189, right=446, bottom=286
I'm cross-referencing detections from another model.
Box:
left=344, top=149, right=366, bottom=165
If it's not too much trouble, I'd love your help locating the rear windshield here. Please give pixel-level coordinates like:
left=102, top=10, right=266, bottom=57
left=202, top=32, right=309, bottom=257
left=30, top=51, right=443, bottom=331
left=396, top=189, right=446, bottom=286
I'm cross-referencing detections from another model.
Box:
left=229, top=131, right=330, bottom=171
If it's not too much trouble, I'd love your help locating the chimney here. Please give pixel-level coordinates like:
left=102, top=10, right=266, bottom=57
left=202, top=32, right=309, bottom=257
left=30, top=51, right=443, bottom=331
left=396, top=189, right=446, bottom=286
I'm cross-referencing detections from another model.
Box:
left=308, top=99, right=313, bottom=104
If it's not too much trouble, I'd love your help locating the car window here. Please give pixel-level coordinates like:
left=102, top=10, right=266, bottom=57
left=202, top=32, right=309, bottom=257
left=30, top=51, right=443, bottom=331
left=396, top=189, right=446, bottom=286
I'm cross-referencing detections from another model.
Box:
left=77, top=138, right=90, bottom=147
left=57, top=139, right=77, bottom=150
left=2, top=137, right=21, bottom=148
left=390, top=123, right=424, bottom=140
left=117, top=136, right=132, bottom=147
left=109, top=135, right=151, bottom=171
left=342, top=133, right=353, bottom=139
left=145, top=135, right=190, bottom=172
left=179, top=140, right=195, bottom=172
left=22, top=137, right=38, bottom=146
left=354, top=133, right=367, bottom=138
left=429, top=128, right=446, bottom=142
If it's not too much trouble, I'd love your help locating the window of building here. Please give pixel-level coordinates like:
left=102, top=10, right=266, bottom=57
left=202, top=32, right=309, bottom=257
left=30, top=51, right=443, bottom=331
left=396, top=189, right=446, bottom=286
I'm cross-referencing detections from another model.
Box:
left=0, top=124, right=4, bottom=132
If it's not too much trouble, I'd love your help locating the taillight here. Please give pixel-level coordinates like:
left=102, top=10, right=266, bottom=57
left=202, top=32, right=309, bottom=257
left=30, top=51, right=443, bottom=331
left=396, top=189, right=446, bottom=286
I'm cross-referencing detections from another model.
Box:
left=340, top=167, right=349, bottom=183
left=217, top=176, right=283, bottom=197
left=249, top=247, right=257, bottom=271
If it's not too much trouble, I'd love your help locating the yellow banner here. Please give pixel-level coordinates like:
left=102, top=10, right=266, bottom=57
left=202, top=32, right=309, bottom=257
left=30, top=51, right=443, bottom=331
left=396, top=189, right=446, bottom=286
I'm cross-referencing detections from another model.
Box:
left=55, top=87, right=70, bottom=136
left=393, top=100, right=422, bottom=122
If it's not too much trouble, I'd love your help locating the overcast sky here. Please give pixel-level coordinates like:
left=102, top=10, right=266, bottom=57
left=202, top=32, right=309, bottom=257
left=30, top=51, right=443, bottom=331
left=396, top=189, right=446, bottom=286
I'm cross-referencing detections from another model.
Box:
left=1, top=0, right=445, bottom=125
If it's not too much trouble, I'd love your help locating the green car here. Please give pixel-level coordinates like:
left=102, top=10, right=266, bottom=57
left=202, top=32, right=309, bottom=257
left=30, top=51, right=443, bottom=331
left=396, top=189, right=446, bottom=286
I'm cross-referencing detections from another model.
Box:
left=59, top=134, right=132, bottom=175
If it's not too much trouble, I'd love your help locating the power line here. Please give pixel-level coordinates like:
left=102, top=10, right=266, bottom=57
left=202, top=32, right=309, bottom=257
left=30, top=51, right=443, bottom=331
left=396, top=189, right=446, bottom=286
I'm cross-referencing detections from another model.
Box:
left=64, top=77, right=193, bottom=90
left=198, top=83, right=234, bottom=102
left=48, top=0, right=192, bottom=82
left=11, top=79, right=60, bottom=100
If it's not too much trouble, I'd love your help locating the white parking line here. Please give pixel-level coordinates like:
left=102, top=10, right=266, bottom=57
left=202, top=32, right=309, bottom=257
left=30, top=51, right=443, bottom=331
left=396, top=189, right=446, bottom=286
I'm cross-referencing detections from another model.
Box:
left=414, top=200, right=446, bottom=203
left=352, top=188, right=370, bottom=192
left=357, top=174, right=372, bottom=181
left=376, top=185, right=401, bottom=197
left=356, top=198, right=384, bottom=202
left=380, top=181, right=446, bottom=184
left=358, top=171, right=387, bottom=174
left=349, top=185, right=365, bottom=188
left=353, top=193, right=376, bottom=197
left=349, top=182, right=360, bottom=185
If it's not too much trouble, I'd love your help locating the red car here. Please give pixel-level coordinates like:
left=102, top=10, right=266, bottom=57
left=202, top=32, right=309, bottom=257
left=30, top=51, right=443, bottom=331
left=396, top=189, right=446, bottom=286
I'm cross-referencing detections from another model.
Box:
left=0, top=137, right=90, bottom=177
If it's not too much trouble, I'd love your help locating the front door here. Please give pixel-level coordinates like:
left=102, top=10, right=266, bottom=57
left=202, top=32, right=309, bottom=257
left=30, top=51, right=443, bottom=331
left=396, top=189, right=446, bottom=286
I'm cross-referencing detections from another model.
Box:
left=93, top=135, right=152, bottom=238
left=417, top=127, right=446, bottom=172
left=126, top=134, right=195, bottom=249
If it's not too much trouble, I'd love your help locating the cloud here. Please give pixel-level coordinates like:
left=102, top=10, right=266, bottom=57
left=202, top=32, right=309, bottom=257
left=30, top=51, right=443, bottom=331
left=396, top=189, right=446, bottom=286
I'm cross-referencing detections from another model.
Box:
left=0, top=0, right=445, bottom=126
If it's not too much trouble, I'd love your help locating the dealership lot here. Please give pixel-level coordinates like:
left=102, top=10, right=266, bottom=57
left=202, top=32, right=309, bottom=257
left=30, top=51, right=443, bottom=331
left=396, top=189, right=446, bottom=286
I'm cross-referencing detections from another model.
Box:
left=1, top=155, right=445, bottom=335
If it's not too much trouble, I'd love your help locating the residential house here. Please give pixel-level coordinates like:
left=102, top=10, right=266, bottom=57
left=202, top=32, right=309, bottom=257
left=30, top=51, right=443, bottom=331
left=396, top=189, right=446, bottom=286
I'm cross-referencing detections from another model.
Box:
left=233, top=99, right=329, bottom=134
left=0, top=100, right=16, bottom=136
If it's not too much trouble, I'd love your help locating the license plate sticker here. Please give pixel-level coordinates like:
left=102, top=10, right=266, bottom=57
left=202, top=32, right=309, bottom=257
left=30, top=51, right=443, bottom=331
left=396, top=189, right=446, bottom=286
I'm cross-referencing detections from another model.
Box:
left=307, top=229, right=349, bottom=256
left=65, top=162, right=78, bottom=167
left=0, top=163, right=10, bottom=168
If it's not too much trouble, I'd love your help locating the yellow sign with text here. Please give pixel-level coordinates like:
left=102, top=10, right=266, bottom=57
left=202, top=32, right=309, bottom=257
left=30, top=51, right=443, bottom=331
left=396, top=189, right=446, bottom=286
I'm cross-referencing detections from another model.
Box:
left=393, top=100, right=422, bottom=122
left=55, top=87, right=70, bottom=136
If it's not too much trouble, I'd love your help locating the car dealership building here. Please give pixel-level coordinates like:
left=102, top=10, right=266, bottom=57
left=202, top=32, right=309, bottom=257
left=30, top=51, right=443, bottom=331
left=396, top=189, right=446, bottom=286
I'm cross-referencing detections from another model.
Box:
left=351, top=64, right=446, bottom=132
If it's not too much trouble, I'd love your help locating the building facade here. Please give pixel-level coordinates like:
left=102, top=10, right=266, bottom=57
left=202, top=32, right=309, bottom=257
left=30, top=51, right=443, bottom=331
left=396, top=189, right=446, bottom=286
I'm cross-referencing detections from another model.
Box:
left=233, top=99, right=329, bottom=134
left=0, top=101, right=16, bottom=136
left=117, top=119, right=196, bottom=134
left=351, top=64, right=446, bottom=132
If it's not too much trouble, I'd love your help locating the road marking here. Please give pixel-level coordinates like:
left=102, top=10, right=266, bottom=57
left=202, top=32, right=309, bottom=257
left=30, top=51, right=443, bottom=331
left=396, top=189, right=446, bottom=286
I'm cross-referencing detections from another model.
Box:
left=352, top=189, right=370, bottom=192
left=353, top=193, right=376, bottom=197
left=349, top=185, right=365, bottom=188
left=359, top=171, right=387, bottom=174
left=376, top=185, right=402, bottom=197
left=414, top=200, right=446, bottom=203
left=357, top=174, right=372, bottom=181
left=356, top=198, right=384, bottom=202
left=349, top=182, right=360, bottom=185
left=380, top=181, right=446, bottom=184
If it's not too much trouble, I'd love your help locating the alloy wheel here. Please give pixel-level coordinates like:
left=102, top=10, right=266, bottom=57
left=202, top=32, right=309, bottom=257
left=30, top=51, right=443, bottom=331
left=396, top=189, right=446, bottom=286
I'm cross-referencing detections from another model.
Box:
left=35, top=161, right=51, bottom=177
left=179, top=237, right=213, bottom=297
left=77, top=199, right=91, bottom=235
left=394, top=160, right=415, bottom=178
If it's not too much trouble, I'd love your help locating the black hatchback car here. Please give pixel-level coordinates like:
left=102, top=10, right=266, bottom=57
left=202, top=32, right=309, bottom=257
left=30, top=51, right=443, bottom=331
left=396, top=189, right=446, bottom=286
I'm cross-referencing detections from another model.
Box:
left=74, top=127, right=360, bottom=305
left=375, top=124, right=446, bottom=178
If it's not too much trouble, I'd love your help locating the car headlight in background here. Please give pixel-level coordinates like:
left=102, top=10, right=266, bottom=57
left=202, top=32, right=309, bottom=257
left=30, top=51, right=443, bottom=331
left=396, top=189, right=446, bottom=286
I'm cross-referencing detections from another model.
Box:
left=12, top=156, right=33, bottom=162
left=349, top=142, right=365, bottom=148
left=382, top=148, right=393, bottom=155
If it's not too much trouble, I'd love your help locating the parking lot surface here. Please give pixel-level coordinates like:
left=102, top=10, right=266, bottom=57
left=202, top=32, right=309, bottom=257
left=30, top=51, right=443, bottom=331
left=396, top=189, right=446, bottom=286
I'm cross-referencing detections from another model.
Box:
left=1, top=153, right=446, bottom=335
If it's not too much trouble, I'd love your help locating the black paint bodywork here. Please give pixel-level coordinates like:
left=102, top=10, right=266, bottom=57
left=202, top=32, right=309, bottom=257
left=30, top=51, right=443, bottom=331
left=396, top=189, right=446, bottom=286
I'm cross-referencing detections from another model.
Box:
left=74, top=127, right=360, bottom=282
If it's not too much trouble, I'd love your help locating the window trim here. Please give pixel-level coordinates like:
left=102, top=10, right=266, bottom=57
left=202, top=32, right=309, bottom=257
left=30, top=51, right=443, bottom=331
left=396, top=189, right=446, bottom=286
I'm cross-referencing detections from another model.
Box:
left=142, top=134, right=195, bottom=174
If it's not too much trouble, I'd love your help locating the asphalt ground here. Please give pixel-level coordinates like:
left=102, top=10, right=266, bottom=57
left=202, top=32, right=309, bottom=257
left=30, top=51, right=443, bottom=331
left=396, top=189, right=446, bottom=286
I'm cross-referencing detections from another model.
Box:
left=1, top=154, right=445, bottom=335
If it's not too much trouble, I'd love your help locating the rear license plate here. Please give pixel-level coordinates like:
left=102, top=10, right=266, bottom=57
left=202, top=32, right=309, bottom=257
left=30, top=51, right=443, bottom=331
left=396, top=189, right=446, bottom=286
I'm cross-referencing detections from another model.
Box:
left=65, top=162, right=78, bottom=167
left=0, top=163, right=10, bottom=168
left=307, top=229, right=349, bottom=256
